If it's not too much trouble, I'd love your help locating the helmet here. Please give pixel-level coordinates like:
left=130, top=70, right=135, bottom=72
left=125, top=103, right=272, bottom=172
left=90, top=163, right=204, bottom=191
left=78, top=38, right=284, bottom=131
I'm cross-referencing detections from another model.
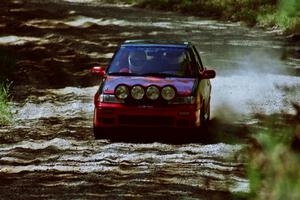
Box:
left=128, top=50, right=147, bottom=73
left=164, top=51, right=186, bottom=66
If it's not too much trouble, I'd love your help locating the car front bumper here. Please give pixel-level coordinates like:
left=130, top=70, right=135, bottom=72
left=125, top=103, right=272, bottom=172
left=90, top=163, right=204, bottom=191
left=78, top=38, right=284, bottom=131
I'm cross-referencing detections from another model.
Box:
left=94, top=102, right=199, bottom=128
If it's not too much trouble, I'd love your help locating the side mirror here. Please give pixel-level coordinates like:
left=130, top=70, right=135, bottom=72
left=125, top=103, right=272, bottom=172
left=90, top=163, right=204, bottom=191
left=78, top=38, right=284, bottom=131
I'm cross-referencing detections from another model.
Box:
left=200, top=69, right=216, bottom=79
left=90, top=66, right=106, bottom=77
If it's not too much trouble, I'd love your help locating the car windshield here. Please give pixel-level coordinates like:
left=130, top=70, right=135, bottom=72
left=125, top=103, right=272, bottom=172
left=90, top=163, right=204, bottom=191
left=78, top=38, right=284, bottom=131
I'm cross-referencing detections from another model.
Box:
left=107, top=46, right=195, bottom=77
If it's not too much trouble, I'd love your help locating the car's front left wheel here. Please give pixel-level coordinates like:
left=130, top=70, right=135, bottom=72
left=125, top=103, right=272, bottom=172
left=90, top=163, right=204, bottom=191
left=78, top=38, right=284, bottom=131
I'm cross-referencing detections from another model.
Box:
left=93, top=126, right=110, bottom=139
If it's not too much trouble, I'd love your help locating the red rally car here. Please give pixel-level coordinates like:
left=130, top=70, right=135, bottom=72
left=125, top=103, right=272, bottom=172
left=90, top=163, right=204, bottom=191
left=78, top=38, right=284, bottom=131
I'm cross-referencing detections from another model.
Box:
left=91, top=40, right=216, bottom=139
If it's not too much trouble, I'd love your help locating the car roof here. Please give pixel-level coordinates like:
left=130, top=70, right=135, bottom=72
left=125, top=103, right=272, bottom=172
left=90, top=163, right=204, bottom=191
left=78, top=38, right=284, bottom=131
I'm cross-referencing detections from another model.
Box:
left=121, top=40, right=193, bottom=48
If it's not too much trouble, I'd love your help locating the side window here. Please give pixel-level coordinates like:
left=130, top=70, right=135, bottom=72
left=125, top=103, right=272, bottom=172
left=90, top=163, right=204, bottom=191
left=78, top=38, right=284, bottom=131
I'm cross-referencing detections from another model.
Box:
left=184, top=51, right=196, bottom=77
left=192, top=46, right=204, bottom=71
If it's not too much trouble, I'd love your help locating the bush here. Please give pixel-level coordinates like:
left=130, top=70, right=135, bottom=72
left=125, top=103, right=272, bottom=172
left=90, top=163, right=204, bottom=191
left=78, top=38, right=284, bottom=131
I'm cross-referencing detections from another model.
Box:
left=247, top=114, right=300, bottom=199
left=110, top=0, right=299, bottom=33
left=0, top=48, right=15, bottom=125
left=258, top=0, right=300, bottom=33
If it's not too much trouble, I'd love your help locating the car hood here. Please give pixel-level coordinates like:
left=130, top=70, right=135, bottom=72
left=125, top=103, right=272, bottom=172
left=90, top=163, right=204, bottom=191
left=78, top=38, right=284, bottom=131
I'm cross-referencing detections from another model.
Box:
left=102, top=76, right=196, bottom=96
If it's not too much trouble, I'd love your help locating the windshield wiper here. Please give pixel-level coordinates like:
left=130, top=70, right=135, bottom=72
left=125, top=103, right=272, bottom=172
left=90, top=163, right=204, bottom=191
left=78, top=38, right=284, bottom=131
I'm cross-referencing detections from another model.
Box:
left=107, top=72, right=138, bottom=76
left=142, top=72, right=182, bottom=77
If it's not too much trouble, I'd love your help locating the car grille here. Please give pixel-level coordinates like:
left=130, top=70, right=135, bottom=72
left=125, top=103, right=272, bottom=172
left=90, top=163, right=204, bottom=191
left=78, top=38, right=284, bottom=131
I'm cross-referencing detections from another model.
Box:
left=119, top=115, right=174, bottom=127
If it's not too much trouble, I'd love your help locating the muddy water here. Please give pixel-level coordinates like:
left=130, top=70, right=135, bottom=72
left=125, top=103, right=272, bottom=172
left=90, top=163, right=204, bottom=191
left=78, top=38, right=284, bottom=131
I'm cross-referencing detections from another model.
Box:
left=0, top=0, right=299, bottom=199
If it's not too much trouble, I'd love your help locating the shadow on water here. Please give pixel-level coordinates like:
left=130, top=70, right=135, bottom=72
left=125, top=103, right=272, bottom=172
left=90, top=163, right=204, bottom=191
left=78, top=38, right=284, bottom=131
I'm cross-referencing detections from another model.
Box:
left=99, top=118, right=250, bottom=145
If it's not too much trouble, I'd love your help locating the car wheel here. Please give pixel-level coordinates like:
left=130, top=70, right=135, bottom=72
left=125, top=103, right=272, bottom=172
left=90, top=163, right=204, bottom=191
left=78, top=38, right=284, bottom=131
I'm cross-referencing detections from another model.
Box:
left=93, top=126, right=108, bottom=139
left=200, top=104, right=206, bottom=126
left=193, top=105, right=205, bottom=135
left=205, top=100, right=211, bottom=122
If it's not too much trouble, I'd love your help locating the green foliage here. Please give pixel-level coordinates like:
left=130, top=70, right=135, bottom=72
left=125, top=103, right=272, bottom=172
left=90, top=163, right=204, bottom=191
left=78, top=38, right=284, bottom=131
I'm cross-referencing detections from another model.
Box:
left=276, top=0, right=300, bottom=33
left=110, top=0, right=299, bottom=33
left=0, top=82, right=11, bottom=126
left=248, top=125, right=300, bottom=199
left=0, top=48, right=16, bottom=83
left=279, top=0, right=300, bottom=17
left=258, top=0, right=300, bottom=33
left=0, top=48, right=14, bottom=126
left=134, top=0, right=279, bottom=24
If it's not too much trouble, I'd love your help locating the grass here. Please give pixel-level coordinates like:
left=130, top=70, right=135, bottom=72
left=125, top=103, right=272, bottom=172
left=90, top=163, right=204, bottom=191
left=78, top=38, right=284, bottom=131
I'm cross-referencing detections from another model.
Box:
left=258, top=0, right=300, bottom=33
left=247, top=113, right=300, bottom=199
left=0, top=82, right=11, bottom=126
left=0, top=48, right=15, bottom=126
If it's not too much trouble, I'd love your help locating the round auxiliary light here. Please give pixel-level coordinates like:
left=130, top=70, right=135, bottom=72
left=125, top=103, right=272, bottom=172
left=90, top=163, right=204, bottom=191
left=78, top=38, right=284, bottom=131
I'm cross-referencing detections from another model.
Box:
left=115, top=85, right=129, bottom=99
left=146, top=85, right=160, bottom=100
left=161, top=86, right=176, bottom=101
left=131, top=85, right=145, bottom=100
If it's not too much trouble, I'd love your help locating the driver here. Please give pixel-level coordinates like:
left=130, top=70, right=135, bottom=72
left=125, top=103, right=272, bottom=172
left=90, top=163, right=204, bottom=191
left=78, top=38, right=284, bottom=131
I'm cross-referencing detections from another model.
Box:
left=127, top=50, right=147, bottom=73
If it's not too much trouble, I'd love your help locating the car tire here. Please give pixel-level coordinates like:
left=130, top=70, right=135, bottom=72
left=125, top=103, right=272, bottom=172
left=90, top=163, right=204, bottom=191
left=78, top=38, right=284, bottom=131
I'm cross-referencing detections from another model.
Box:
left=200, top=104, right=206, bottom=127
left=93, top=126, right=108, bottom=139
left=206, top=100, right=211, bottom=122
left=193, top=106, right=205, bottom=136
left=199, top=99, right=211, bottom=128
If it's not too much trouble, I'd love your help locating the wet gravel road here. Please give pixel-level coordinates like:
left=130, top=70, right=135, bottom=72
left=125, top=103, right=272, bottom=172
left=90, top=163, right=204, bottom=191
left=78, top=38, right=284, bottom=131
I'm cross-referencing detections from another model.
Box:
left=0, top=0, right=299, bottom=199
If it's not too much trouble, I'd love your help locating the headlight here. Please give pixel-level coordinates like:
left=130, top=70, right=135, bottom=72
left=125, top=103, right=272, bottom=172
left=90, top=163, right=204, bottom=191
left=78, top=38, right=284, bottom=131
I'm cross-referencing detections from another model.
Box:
left=161, top=86, right=176, bottom=101
left=100, top=94, right=124, bottom=103
left=115, top=85, right=129, bottom=99
left=146, top=85, right=160, bottom=100
left=131, top=85, right=145, bottom=100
